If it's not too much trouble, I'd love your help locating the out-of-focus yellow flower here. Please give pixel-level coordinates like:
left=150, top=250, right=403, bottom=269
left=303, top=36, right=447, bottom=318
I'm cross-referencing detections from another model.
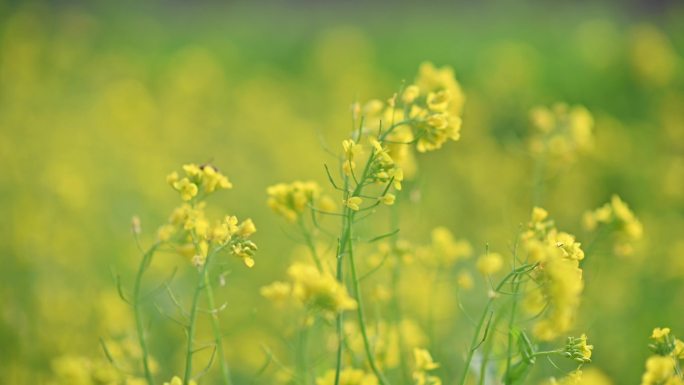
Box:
left=164, top=376, right=197, bottom=385
left=641, top=356, right=675, bottom=385
left=583, top=195, right=642, bottom=256
left=287, top=262, right=356, bottom=316
left=417, top=227, right=472, bottom=267
left=521, top=207, right=585, bottom=341
left=316, top=368, right=378, bottom=385
left=529, top=103, right=594, bottom=163
left=412, top=348, right=441, bottom=385
left=476, top=252, right=504, bottom=275
left=456, top=270, right=474, bottom=290
left=260, top=281, right=292, bottom=304
left=267, top=181, right=325, bottom=222
left=345, top=196, right=363, bottom=211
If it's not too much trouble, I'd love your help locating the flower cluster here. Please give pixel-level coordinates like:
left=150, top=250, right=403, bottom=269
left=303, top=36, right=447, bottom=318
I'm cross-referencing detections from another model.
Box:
left=649, top=328, right=684, bottom=358
left=544, top=370, right=584, bottom=385
left=360, top=62, right=465, bottom=155
left=583, top=195, right=643, bottom=256
left=167, top=163, right=232, bottom=201
left=369, top=138, right=404, bottom=192
left=49, top=339, right=153, bottom=385
left=158, top=164, right=257, bottom=267
left=521, top=207, right=585, bottom=340
left=476, top=252, right=504, bottom=275
left=528, top=103, right=594, bottom=162
left=412, top=348, right=441, bottom=385
left=641, top=355, right=684, bottom=385
left=267, top=181, right=337, bottom=222
left=562, top=334, right=594, bottom=364
left=416, top=227, right=472, bottom=268
left=261, top=263, right=357, bottom=317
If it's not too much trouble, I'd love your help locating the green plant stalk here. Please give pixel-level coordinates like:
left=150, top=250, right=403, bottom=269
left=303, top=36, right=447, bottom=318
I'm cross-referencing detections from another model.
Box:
left=299, top=218, right=323, bottom=272
left=347, top=215, right=390, bottom=385
left=296, top=318, right=310, bottom=385
left=333, top=122, right=406, bottom=385
left=458, top=266, right=533, bottom=385
left=133, top=242, right=160, bottom=385
left=504, top=275, right=523, bottom=379
left=478, top=303, right=507, bottom=385
left=389, top=198, right=410, bottom=385
left=203, top=270, right=233, bottom=385
left=333, top=198, right=352, bottom=385
left=184, top=245, right=227, bottom=385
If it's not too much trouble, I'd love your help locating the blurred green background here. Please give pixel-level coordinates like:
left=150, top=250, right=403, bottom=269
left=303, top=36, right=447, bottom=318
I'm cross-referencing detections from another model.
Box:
left=1, top=1, right=683, bottom=384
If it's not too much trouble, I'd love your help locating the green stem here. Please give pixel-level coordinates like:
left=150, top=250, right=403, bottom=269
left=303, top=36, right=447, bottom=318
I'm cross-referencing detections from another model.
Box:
left=478, top=304, right=507, bottom=385
left=458, top=266, right=533, bottom=385
left=531, top=349, right=563, bottom=357
left=504, top=275, right=522, bottom=378
left=184, top=245, right=227, bottom=384
left=347, top=220, right=390, bottom=385
left=299, top=218, right=323, bottom=272
left=133, top=243, right=160, bottom=385
left=333, top=206, right=351, bottom=385
left=296, top=318, right=310, bottom=385
left=204, top=270, right=233, bottom=385
left=459, top=299, right=494, bottom=385
left=334, top=129, right=400, bottom=385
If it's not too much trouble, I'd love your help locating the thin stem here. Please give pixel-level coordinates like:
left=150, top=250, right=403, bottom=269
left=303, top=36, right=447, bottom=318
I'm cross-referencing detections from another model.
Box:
left=184, top=244, right=227, bottom=384
left=458, top=266, right=533, bottom=385
left=347, top=220, right=390, bottom=385
left=333, top=125, right=403, bottom=385
left=204, top=270, right=233, bottom=385
left=296, top=318, right=310, bottom=385
left=333, top=208, right=351, bottom=385
left=133, top=242, right=160, bottom=385
left=532, top=349, right=563, bottom=357
left=478, top=303, right=508, bottom=385
left=504, top=275, right=522, bottom=378
left=299, top=218, right=323, bottom=272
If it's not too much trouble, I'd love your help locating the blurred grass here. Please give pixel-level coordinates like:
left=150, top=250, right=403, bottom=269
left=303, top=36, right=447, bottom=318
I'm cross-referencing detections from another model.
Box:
left=1, top=1, right=684, bottom=384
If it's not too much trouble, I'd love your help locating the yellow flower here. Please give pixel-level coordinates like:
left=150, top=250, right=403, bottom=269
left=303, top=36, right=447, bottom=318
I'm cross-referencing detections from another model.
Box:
left=413, top=348, right=439, bottom=371
left=521, top=207, right=585, bottom=341
left=163, top=376, right=197, bottom=385
left=412, top=348, right=442, bottom=385
left=652, top=327, right=672, bottom=341
left=528, top=103, right=594, bottom=162
left=417, top=227, right=472, bottom=267
left=237, top=218, right=257, bottom=237
left=426, top=91, right=450, bottom=112
left=316, top=368, right=378, bottom=385
left=345, top=196, right=363, bottom=211
left=267, top=181, right=325, bottom=222
left=173, top=178, right=198, bottom=201
left=476, top=252, right=504, bottom=275
left=583, top=195, right=642, bottom=256
left=380, top=193, right=396, bottom=206
left=456, top=271, right=474, bottom=290
left=202, top=164, right=232, bottom=192
left=288, top=262, right=357, bottom=315
left=641, top=356, right=675, bottom=385
left=342, top=139, right=362, bottom=176
left=402, top=85, right=420, bottom=104
left=260, top=281, right=292, bottom=304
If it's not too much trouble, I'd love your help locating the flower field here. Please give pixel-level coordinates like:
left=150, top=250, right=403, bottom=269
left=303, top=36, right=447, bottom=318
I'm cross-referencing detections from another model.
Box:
left=1, top=2, right=684, bottom=385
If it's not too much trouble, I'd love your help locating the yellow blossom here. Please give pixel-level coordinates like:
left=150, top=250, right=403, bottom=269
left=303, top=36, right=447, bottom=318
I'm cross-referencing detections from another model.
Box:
left=345, top=196, right=363, bottom=211
left=476, top=252, right=504, bottom=275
